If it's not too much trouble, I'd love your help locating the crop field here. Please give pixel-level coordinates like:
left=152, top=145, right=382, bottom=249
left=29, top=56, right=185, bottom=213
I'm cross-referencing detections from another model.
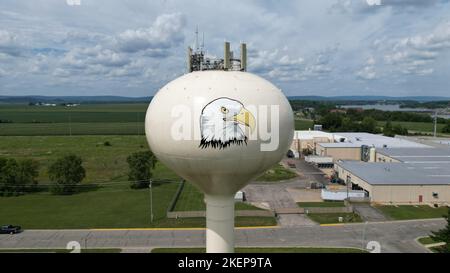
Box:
left=0, top=103, right=313, bottom=135
left=0, top=103, right=148, bottom=136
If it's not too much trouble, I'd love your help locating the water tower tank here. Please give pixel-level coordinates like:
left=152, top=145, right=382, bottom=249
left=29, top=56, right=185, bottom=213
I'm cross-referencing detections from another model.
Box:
left=145, top=44, right=294, bottom=253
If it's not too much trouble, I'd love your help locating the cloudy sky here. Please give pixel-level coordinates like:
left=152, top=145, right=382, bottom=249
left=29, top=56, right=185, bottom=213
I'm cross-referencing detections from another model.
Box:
left=0, top=0, right=449, bottom=97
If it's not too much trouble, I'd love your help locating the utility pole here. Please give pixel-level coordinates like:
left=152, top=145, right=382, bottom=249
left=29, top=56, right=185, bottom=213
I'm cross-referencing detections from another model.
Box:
left=346, top=175, right=351, bottom=200
left=69, top=112, right=72, bottom=136
left=434, top=110, right=437, bottom=138
left=149, top=180, right=154, bottom=223
left=137, top=112, right=140, bottom=135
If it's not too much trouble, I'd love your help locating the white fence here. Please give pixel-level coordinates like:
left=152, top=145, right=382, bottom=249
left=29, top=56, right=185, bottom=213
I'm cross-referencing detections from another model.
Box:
left=321, top=189, right=366, bottom=201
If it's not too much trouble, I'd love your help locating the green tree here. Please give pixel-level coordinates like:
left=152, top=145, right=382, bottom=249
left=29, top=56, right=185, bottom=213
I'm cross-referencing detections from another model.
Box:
left=360, top=117, right=378, bottom=133
left=0, top=158, right=19, bottom=196
left=442, top=120, right=450, bottom=134
left=0, top=158, right=39, bottom=195
left=48, top=155, right=86, bottom=195
left=17, top=159, right=39, bottom=192
left=127, top=151, right=157, bottom=189
left=392, top=124, right=408, bottom=136
left=318, top=113, right=343, bottom=131
left=429, top=207, right=450, bottom=253
left=383, top=120, right=394, bottom=137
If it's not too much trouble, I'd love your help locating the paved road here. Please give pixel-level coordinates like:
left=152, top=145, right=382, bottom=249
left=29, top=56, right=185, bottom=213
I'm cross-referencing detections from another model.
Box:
left=243, top=158, right=331, bottom=227
left=352, top=203, right=389, bottom=222
left=244, top=179, right=317, bottom=226
left=289, top=159, right=329, bottom=185
left=0, top=219, right=444, bottom=253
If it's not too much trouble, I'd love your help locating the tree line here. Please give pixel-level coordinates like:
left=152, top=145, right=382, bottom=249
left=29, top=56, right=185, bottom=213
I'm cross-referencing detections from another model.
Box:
left=0, top=151, right=157, bottom=196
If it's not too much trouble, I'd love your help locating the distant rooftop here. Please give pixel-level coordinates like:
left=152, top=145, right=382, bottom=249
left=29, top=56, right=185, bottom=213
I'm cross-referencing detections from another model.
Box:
left=294, top=130, right=332, bottom=140
left=377, top=147, right=450, bottom=163
left=337, top=161, right=450, bottom=185
left=317, top=142, right=360, bottom=148
left=332, top=132, right=430, bottom=148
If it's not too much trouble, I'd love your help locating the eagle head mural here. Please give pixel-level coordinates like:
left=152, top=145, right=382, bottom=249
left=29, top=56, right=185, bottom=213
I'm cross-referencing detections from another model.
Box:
left=199, top=97, right=256, bottom=149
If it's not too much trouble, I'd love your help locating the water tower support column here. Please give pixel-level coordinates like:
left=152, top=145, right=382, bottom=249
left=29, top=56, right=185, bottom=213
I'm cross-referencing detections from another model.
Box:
left=205, top=194, right=235, bottom=253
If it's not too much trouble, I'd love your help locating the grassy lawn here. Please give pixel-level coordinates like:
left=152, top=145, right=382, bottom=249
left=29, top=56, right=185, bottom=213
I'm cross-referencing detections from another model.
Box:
left=298, top=201, right=345, bottom=208
left=0, top=248, right=122, bottom=253
left=0, top=184, right=275, bottom=229
left=151, top=247, right=367, bottom=253
left=295, top=119, right=314, bottom=130
left=173, top=182, right=261, bottom=211
left=0, top=182, right=179, bottom=229
left=255, top=163, right=297, bottom=182
left=417, top=236, right=447, bottom=253
left=0, top=135, right=277, bottom=229
left=0, top=135, right=179, bottom=183
left=377, top=121, right=445, bottom=133
left=418, top=236, right=441, bottom=245
left=0, top=122, right=145, bottom=136
left=376, top=205, right=448, bottom=220
left=307, top=213, right=362, bottom=224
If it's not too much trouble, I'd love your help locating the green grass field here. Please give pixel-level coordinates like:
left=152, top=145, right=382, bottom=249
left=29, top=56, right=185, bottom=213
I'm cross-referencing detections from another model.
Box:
left=255, top=163, right=297, bottom=182
left=297, top=201, right=345, bottom=208
left=418, top=237, right=441, bottom=245
left=0, top=122, right=145, bottom=136
left=0, top=134, right=278, bottom=228
left=376, top=205, right=448, bottom=220
left=0, top=135, right=175, bottom=183
left=295, top=119, right=314, bottom=130
left=0, top=103, right=148, bottom=136
left=307, top=213, right=362, bottom=224
left=377, top=121, right=445, bottom=133
left=151, top=247, right=367, bottom=253
left=0, top=183, right=275, bottom=229
left=0, top=182, right=179, bottom=229
left=173, top=182, right=262, bottom=211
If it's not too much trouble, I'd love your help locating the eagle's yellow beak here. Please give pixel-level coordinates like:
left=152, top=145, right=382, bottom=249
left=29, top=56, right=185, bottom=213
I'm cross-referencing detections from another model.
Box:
left=233, top=107, right=256, bottom=133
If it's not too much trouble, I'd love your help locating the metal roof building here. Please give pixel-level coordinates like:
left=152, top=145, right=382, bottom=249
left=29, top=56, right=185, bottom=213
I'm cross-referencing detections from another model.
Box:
left=335, top=160, right=450, bottom=204
left=376, top=147, right=450, bottom=164
left=332, top=132, right=430, bottom=148
left=337, top=161, right=450, bottom=185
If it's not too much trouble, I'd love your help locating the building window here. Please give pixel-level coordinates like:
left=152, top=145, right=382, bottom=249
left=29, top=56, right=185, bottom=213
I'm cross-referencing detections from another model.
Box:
left=432, top=192, right=439, bottom=198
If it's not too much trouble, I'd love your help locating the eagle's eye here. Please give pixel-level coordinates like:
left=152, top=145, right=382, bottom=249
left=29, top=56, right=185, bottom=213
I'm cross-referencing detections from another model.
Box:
left=220, top=106, right=229, bottom=114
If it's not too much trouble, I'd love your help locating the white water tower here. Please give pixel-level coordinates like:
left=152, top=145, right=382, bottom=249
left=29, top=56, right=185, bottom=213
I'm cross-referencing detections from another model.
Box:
left=145, top=41, right=294, bottom=253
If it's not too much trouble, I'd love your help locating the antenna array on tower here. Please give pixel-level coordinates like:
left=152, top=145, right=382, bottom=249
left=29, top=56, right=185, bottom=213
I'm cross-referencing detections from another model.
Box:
left=187, top=29, right=247, bottom=73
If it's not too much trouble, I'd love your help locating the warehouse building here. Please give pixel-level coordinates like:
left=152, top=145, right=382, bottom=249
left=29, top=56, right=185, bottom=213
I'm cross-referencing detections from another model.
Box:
left=375, top=147, right=450, bottom=164
left=335, top=161, right=450, bottom=204
left=314, top=133, right=429, bottom=161
left=291, top=131, right=429, bottom=159
left=290, top=130, right=333, bottom=157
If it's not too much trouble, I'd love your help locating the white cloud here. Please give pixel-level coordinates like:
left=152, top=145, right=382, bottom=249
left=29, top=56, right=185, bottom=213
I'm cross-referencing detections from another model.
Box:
left=0, top=1, right=450, bottom=97
left=384, top=21, right=450, bottom=76
left=0, top=29, right=21, bottom=56
left=356, top=56, right=377, bottom=80
left=0, top=67, right=6, bottom=77
left=115, top=13, right=185, bottom=54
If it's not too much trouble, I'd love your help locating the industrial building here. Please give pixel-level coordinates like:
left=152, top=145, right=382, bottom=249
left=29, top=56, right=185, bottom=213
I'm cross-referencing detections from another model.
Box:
left=289, top=130, right=450, bottom=204
left=335, top=160, right=450, bottom=205
left=375, top=147, right=450, bottom=164
left=290, top=130, right=429, bottom=161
